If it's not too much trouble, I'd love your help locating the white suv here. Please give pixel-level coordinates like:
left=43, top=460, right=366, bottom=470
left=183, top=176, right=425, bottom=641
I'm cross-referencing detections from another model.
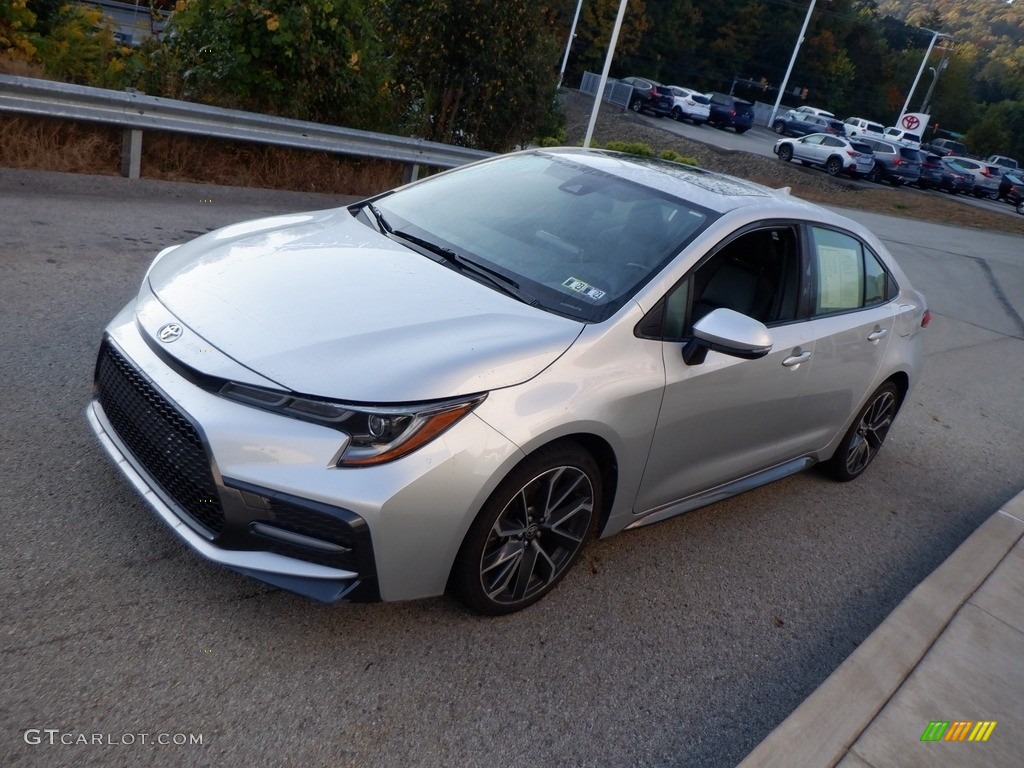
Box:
left=883, top=127, right=922, bottom=150
left=666, top=86, right=711, bottom=125
left=844, top=117, right=885, bottom=139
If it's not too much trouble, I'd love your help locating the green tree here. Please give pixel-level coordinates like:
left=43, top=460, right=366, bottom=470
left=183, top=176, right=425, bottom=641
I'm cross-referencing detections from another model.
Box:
left=380, top=0, right=566, bottom=152
left=161, top=0, right=392, bottom=129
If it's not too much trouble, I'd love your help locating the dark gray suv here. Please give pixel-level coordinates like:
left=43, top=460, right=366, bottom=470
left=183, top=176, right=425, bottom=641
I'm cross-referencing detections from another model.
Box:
left=860, top=138, right=923, bottom=186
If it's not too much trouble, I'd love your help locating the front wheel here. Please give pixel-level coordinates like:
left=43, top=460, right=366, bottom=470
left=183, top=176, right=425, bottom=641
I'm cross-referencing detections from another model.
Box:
left=774, top=121, right=786, bottom=135
left=823, top=382, right=900, bottom=482
left=450, top=442, right=601, bottom=615
left=777, top=144, right=793, bottom=162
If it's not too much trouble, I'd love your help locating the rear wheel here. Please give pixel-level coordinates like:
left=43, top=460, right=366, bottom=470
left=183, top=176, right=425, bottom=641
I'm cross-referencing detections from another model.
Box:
left=824, top=382, right=900, bottom=482
left=630, top=99, right=642, bottom=113
left=825, top=156, right=843, bottom=176
left=735, top=127, right=748, bottom=134
left=1017, top=200, right=1024, bottom=215
left=450, top=442, right=600, bottom=615
left=672, top=107, right=684, bottom=121
left=890, top=177, right=904, bottom=187
left=867, top=165, right=883, bottom=183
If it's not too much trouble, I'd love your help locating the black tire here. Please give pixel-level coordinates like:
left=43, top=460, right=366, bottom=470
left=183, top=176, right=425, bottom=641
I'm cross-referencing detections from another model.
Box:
left=773, top=121, right=786, bottom=135
left=823, top=381, right=900, bottom=482
left=890, top=177, right=904, bottom=187
left=630, top=99, right=642, bottom=113
left=672, top=107, right=684, bottom=122
left=1017, top=200, right=1024, bottom=215
left=825, top=156, right=843, bottom=176
left=777, top=144, right=793, bottom=163
left=868, top=165, right=883, bottom=184
left=450, top=442, right=601, bottom=615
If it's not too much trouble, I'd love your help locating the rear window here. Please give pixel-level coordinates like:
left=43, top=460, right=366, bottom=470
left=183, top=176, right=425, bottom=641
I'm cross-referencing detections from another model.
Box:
left=900, top=148, right=922, bottom=162
left=692, top=94, right=710, bottom=105
left=851, top=142, right=872, bottom=154
left=865, top=123, right=883, bottom=134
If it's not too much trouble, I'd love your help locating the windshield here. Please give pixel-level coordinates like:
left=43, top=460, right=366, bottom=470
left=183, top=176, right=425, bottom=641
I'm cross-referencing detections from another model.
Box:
left=368, top=153, right=714, bottom=322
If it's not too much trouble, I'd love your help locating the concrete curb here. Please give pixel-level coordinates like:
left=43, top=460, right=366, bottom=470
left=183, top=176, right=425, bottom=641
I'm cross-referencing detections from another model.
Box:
left=739, top=489, right=1024, bottom=768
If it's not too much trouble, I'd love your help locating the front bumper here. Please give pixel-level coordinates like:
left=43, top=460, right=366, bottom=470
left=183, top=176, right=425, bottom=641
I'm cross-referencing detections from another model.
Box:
left=87, top=304, right=523, bottom=604
left=88, top=340, right=378, bottom=603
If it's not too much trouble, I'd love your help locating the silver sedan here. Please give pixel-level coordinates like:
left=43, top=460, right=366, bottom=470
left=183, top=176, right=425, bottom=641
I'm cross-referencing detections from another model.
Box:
left=87, top=148, right=928, bottom=614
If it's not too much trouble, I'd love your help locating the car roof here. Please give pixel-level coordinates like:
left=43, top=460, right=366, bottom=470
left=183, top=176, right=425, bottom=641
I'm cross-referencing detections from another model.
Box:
left=540, top=148, right=836, bottom=219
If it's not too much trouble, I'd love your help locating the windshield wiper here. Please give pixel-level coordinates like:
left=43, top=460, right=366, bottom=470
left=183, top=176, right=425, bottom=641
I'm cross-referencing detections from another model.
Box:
left=389, top=229, right=538, bottom=306
left=365, top=202, right=394, bottom=234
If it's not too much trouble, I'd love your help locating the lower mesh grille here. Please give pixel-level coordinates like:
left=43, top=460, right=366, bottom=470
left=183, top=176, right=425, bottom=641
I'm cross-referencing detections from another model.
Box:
left=95, top=341, right=225, bottom=535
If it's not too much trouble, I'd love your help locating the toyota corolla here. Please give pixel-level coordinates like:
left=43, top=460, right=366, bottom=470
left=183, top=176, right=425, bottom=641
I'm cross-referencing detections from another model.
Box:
left=87, top=148, right=928, bottom=614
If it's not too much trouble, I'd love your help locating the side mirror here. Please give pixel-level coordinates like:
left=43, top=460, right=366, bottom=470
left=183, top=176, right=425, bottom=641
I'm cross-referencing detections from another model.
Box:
left=682, top=308, right=773, bottom=366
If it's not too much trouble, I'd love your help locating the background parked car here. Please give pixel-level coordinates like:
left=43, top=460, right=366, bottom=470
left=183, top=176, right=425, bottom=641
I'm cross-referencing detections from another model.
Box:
left=666, top=86, right=710, bottom=125
left=936, top=157, right=974, bottom=194
left=915, top=154, right=944, bottom=190
left=986, top=155, right=1020, bottom=175
left=859, top=138, right=923, bottom=186
left=997, top=171, right=1024, bottom=205
left=946, top=156, right=1002, bottom=198
left=787, top=105, right=835, bottom=118
left=843, top=117, right=885, bottom=140
left=774, top=134, right=875, bottom=178
left=926, top=138, right=968, bottom=157
left=773, top=112, right=846, bottom=138
left=620, top=77, right=674, bottom=118
left=706, top=93, right=754, bottom=133
left=883, top=127, right=922, bottom=149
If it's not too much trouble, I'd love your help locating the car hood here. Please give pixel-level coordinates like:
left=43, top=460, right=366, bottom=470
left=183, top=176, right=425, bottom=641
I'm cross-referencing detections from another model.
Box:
left=145, top=208, right=584, bottom=402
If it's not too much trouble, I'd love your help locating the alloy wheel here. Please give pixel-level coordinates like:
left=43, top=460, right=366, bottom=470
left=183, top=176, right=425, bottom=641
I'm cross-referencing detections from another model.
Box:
left=844, top=389, right=896, bottom=476
left=478, top=465, right=594, bottom=607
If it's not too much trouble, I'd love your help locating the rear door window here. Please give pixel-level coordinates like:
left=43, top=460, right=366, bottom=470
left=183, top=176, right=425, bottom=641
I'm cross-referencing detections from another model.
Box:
left=808, top=227, right=894, bottom=315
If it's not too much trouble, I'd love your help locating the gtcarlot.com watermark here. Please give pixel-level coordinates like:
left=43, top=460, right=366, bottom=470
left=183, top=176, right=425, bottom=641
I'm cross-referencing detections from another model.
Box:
left=24, top=729, right=204, bottom=747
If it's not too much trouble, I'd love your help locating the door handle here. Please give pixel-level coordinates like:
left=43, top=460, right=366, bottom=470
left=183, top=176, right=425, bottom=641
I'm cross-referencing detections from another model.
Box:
left=782, top=351, right=811, bottom=367
left=867, top=328, right=888, bottom=342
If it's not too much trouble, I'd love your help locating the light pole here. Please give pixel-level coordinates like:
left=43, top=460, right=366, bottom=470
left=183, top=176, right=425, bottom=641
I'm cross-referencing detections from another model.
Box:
left=558, top=0, right=585, bottom=89
left=899, top=28, right=952, bottom=120
left=769, top=0, right=820, bottom=127
left=920, top=46, right=950, bottom=114
left=583, top=0, right=630, bottom=149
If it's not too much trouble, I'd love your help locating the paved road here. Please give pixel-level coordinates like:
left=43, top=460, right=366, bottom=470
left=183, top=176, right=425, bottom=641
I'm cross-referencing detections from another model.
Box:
left=2, top=168, right=1022, bottom=768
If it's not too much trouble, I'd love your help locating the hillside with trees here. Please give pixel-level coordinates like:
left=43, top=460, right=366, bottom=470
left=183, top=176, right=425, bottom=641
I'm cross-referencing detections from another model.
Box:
left=2, top=0, right=1022, bottom=160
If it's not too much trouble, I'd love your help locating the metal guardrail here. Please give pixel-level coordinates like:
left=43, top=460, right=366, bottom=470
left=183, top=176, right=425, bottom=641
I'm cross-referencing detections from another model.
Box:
left=0, top=75, right=494, bottom=180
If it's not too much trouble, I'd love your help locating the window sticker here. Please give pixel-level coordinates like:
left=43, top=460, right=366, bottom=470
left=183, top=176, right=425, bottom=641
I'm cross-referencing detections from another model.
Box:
left=817, top=244, right=861, bottom=310
left=562, top=277, right=606, bottom=301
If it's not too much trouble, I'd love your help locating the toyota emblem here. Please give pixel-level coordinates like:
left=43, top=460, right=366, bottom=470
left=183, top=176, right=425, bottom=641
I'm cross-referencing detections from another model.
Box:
left=158, top=323, right=183, bottom=343
left=901, top=114, right=920, bottom=130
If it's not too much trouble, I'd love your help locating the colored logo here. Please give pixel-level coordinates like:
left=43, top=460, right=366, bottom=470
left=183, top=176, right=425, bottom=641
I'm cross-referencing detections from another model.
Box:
left=921, top=721, right=997, bottom=742
left=902, top=114, right=921, bottom=130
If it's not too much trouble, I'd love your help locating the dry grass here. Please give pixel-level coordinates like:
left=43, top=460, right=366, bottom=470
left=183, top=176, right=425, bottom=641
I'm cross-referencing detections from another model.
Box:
left=0, top=114, right=404, bottom=196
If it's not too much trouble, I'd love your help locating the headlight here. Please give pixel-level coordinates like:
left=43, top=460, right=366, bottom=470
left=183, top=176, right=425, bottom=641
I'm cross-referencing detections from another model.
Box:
left=219, top=382, right=485, bottom=467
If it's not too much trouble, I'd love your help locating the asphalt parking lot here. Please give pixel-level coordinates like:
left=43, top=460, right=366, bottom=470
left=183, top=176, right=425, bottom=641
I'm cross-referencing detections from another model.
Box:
left=2, top=168, right=1022, bottom=767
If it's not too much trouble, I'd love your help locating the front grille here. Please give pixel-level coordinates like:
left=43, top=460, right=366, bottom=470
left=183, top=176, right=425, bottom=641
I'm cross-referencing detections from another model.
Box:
left=95, top=341, right=225, bottom=535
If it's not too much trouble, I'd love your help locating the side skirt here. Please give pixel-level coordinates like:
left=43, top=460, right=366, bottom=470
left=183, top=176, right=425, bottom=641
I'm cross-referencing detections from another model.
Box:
left=624, top=456, right=817, bottom=531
